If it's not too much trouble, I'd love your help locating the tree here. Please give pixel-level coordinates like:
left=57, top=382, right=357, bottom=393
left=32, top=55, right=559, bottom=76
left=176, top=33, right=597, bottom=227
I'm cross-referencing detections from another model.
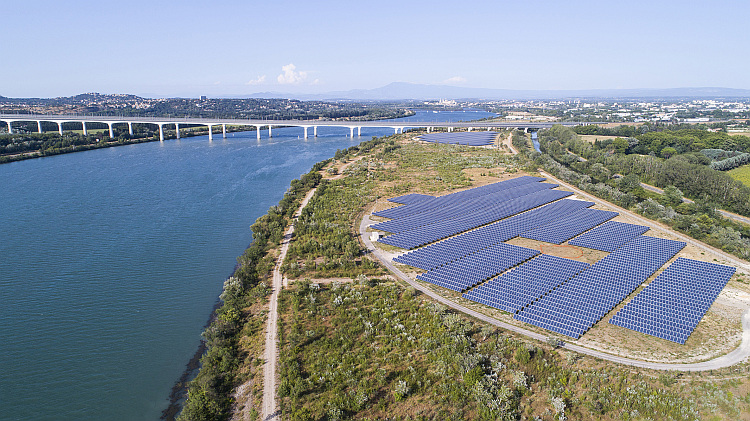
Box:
left=618, top=173, right=640, bottom=193
left=661, top=147, right=677, bottom=158
left=612, top=137, right=628, bottom=154
left=662, top=185, right=684, bottom=207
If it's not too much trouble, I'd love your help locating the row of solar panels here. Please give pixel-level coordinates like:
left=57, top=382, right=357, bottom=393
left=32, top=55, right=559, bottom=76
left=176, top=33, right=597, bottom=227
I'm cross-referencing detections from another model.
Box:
left=393, top=198, right=594, bottom=270
left=379, top=189, right=574, bottom=249
left=373, top=182, right=558, bottom=234
left=609, top=257, right=735, bottom=344
left=387, top=193, right=434, bottom=205
left=417, top=131, right=498, bottom=146
left=374, top=175, right=545, bottom=219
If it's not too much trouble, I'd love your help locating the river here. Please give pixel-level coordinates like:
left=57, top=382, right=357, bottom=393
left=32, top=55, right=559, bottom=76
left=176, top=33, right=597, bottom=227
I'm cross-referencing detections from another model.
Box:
left=0, top=110, right=494, bottom=420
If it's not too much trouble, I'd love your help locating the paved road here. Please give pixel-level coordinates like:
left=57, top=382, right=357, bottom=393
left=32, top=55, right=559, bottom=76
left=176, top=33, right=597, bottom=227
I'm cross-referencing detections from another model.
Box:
left=360, top=174, right=750, bottom=371
left=639, top=182, right=750, bottom=226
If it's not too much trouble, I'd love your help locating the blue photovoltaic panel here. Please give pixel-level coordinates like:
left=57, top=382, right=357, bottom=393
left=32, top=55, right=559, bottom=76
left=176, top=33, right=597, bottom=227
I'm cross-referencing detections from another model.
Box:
left=373, top=176, right=545, bottom=219
left=373, top=182, right=557, bottom=234
left=417, top=131, right=498, bottom=146
left=609, top=257, right=735, bottom=344
left=416, top=242, right=539, bottom=292
left=393, top=198, right=593, bottom=270
left=568, top=221, right=650, bottom=252
left=463, top=255, right=589, bottom=313
left=520, top=208, right=618, bottom=245
left=387, top=193, right=434, bottom=205
left=514, top=235, right=686, bottom=339
left=378, top=188, right=573, bottom=249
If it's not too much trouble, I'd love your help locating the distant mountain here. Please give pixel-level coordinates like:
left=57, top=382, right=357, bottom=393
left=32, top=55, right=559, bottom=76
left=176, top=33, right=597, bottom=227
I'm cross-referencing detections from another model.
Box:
left=245, top=83, right=750, bottom=101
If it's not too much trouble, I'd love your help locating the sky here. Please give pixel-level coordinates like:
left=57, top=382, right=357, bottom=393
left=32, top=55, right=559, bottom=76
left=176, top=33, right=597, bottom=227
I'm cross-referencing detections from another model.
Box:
left=3, top=0, right=749, bottom=98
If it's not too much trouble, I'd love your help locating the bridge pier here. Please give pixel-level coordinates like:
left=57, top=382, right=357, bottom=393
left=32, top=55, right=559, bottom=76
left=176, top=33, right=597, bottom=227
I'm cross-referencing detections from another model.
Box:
left=427, top=126, right=431, bottom=133
left=82, top=121, right=88, bottom=136
left=208, top=124, right=213, bottom=141
left=255, top=125, right=261, bottom=140
left=107, top=122, right=114, bottom=138
left=159, top=124, right=164, bottom=141
left=222, top=124, right=226, bottom=138
left=448, top=127, right=453, bottom=132
left=349, top=127, right=354, bottom=138
left=303, top=126, right=308, bottom=139
left=314, top=126, right=317, bottom=137
left=358, top=126, right=361, bottom=136
left=175, top=123, right=180, bottom=139
left=128, top=122, right=133, bottom=136
left=6, top=121, right=12, bottom=134
left=268, top=125, right=272, bottom=138
left=37, top=121, right=42, bottom=133
left=468, top=127, right=472, bottom=132
left=57, top=122, right=63, bottom=135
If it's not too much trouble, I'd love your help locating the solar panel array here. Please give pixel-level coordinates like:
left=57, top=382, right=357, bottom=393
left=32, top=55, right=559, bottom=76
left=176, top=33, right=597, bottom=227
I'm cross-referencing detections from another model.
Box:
left=416, top=242, right=539, bottom=292
left=374, top=176, right=545, bottom=220
left=568, top=221, right=650, bottom=252
left=520, top=208, right=619, bottom=245
left=373, top=182, right=556, bottom=234
left=393, top=199, right=593, bottom=270
left=463, top=255, right=589, bottom=313
left=417, top=131, right=498, bottom=146
left=514, top=236, right=686, bottom=339
left=387, top=193, right=434, bottom=205
left=609, top=258, right=735, bottom=344
left=378, top=189, right=573, bottom=249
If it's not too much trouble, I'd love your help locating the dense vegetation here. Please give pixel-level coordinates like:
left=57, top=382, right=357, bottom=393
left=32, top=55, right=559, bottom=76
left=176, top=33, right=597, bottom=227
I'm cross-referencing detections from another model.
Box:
left=275, top=279, right=749, bottom=420
left=532, top=125, right=750, bottom=260
left=0, top=93, right=412, bottom=120
left=177, top=164, right=326, bottom=421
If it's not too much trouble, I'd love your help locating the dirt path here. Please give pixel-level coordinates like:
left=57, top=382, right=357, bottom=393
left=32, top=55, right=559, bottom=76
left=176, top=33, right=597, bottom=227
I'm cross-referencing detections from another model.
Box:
left=359, top=172, right=750, bottom=371
left=503, top=132, right=517, bottom=155
left=257, top=157, right=362, bottom=420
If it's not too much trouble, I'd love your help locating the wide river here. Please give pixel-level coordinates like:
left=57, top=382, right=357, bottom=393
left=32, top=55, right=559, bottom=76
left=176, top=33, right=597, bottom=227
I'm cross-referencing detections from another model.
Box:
left=0, top=110, right=494, bottom=420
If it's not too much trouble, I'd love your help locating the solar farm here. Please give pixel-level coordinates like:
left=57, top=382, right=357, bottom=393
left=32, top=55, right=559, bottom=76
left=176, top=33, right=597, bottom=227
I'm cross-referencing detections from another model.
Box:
left=416, top=131, right=498, bottom=146
left=372, top=175, right=738, bottom=345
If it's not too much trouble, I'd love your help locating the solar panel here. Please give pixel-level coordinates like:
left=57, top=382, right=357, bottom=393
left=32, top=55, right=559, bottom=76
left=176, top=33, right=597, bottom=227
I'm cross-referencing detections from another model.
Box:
left=514, top=235, right=686, bottom=339
left=393, top=198, right=593, bottom=270
left=520, top=208, right=618, bottom=244
left=387, top=193, right=434, bottom=205
left=378, top=188, right=573, bottom=249
left=568, top=221, right=650, bottom=252
left=373, top=182, right=557, bottom=234
left=609, top=257, right=735, bottom=344
left=417, top=131, right=498, bottom=146
left=373, top=176, right=545, bottom=219
left=463, top=255, right=589, bottom=313
left=416, top=242, right=539, bottom=292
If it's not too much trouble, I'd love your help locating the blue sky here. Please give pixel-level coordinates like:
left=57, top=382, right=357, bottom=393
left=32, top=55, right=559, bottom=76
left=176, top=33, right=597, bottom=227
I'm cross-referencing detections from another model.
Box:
left=3, top=0, right=748, bottom=97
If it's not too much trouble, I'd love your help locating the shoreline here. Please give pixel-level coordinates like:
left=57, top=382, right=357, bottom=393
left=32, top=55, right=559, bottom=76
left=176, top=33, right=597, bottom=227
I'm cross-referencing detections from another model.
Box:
left=161, top=256, right=250, bottom=420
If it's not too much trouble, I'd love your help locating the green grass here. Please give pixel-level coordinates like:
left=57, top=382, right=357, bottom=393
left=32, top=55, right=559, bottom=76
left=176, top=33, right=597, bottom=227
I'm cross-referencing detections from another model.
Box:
left=728, top=164, right=750, bottom=187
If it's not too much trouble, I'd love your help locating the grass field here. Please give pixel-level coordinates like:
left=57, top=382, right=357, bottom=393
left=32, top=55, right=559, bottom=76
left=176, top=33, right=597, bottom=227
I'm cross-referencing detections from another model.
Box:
left=578, top=134, right=619, bottom=143
left=729, top=164, right=750, bottom=187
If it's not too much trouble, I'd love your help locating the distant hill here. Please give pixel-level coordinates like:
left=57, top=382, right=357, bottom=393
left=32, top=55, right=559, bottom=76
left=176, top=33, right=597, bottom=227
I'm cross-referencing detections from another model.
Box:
left=246, top=83, right=750, bottom=101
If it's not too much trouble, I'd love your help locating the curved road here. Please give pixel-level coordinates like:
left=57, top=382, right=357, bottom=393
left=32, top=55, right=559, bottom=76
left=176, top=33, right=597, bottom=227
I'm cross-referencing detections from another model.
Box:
left=359, top=186, right=750, bottom=371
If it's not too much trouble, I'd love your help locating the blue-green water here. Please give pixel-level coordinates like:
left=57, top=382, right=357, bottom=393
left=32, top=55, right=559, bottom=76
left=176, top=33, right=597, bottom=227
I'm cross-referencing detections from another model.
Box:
left=0, top=110, right=493, bottom=420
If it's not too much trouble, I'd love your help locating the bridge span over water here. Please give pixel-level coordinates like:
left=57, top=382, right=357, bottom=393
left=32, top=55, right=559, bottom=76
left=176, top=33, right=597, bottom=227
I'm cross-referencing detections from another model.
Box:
left=0, top=113, right=596, bottom=141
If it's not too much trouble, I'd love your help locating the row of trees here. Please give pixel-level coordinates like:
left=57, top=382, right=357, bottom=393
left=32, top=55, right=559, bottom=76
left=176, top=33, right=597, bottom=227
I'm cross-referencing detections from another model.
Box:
left=536, top=125, right=750, bottom=260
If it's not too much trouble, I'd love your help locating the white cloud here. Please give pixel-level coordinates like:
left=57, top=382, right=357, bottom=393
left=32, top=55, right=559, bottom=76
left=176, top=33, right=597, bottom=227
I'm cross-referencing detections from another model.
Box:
left=246, top=75, right=266, bottom=85
left=277, top=63, right=308, bottom=85
left=443, top=76, right=467, bottom=85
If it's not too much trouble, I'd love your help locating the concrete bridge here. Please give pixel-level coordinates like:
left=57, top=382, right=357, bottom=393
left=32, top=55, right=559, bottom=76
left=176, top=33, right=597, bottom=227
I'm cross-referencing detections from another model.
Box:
left=0, top=113, right=595, bottom=141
